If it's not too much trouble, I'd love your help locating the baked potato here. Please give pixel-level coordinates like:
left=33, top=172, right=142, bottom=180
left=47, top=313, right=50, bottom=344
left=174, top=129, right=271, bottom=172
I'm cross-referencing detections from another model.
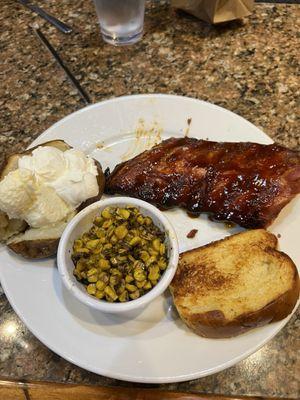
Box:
left=0, top=140, right=105, bottom=259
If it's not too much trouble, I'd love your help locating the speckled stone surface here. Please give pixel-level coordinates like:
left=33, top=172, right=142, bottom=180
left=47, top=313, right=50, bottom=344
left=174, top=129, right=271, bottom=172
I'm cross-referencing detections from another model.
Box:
left=0, top=0, right=299, bottom=397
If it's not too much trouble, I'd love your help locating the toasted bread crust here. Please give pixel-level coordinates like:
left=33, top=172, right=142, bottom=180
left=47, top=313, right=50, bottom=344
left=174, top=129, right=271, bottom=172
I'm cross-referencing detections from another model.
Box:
left=178, top=229, right=277, bottom=259
left=171, top=230, right=299, bottom=338
left=182, top=266, right=299, bottom=338
left=172, top=230, right=277, bottom=299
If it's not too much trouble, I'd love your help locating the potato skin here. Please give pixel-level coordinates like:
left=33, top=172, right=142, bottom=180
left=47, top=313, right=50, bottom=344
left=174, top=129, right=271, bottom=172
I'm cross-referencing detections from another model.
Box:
left=8, top=239, right=60, bottom=259
left=78, top=161, right=105, bottom=211
left=2, top=140, right=105, bottom=259
left=0, top=140, right=71, bottom=180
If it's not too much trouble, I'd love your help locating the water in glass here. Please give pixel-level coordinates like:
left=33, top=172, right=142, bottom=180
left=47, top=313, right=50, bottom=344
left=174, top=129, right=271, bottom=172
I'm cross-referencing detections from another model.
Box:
left=93, top=0, right=146, bottom=45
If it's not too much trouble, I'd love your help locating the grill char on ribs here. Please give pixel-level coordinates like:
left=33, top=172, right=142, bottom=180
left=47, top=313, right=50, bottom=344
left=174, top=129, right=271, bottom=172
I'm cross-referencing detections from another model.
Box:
left=105, top=138, right=300, bottom=228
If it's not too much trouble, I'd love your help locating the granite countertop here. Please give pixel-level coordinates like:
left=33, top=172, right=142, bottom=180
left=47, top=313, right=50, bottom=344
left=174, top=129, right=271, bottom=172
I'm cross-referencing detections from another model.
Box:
left=0, top=0, right=299, bottom=397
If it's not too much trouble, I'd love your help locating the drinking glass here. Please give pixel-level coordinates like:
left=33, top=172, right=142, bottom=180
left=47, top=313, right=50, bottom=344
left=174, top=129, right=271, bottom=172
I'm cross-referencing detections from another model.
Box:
left=93, top=0, right=146, bottom=46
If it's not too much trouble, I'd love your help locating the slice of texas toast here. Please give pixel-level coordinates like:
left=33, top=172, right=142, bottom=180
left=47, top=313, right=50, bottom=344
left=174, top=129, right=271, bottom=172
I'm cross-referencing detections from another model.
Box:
left=170, top=230, right=299, bottom=338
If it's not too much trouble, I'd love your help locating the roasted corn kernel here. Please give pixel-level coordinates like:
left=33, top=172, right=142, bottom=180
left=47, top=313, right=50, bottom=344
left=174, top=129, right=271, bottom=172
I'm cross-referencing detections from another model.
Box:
left=129, top=290, right=140, bottom=300
left=148, top=265, right=160, bottom=281
left=87, top=274, right=98, bottom=283
left=102, top=220, right=112, bottom=229
left=115, top=225, right=128, bottom=239
left=125, top=283, right=137, bottom=293
left=95, top=290, right=104, bottom=299
left=87, top=268, right=98, bottom=276
left=96, top=280, right=106, bottom=291
left=88, top=239, right=102, bottom=249
left=129, top=236, right=141, bottom=246
left=133, top=269, right=146, bottom=282
left=99, top=271, right=109, bottom=283
left=136, top=280, right=146, bottom=289
left=143, top=281, right=152, bottom=290
left=102, top=208, right=111, bottom=219
left=152, top=238, right=161, bottom=252
left=99, top=259, right=110, bottom=270
left=159, top=243, right=166, bottom=255
left=125, top=275, right=134, bottom=283
left=104, top=286, right=118, bottom=301
left=87, top=284, right=96, bottom=295
left=117, top=208, right=130, bottom=219
left=119, top=290, right=129, bottom=302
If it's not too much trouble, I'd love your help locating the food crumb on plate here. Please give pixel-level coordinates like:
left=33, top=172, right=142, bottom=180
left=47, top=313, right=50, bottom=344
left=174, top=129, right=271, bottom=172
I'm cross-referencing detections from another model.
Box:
left=96, top=142, right=105, bottom=149
left=187, top=229, right=198, bottom=239
left=184, top=117, right=192, bottom=137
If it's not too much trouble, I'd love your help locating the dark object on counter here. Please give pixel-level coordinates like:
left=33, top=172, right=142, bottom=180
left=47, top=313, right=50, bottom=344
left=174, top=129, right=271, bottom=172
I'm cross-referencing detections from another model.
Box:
left=105, top=137, right=300, bottom=229
left=19, top=0, right=72, bottom=34
left=187, top=229, right=198, bottom=238
left=32, top=27, right=91, bottom=105
left=171, top=0, right=254, bottom=24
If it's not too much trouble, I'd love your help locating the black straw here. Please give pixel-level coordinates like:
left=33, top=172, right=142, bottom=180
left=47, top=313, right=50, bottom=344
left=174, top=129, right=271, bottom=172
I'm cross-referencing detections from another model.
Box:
left=32, top=27, right=91, bottom=105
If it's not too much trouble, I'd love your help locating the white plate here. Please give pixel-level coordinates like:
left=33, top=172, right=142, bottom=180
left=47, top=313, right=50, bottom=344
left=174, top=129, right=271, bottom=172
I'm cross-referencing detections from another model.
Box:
left=0, top=94, right=299, bottom=383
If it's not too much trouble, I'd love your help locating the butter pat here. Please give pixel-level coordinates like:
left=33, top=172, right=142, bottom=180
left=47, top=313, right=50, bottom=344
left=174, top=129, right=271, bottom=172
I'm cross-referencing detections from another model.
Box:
left=19, top=146, right=66, bottom=181
left=0, top=146, right=99, bottom=229
left=25, top=186, right=73, bottom=228
left=0, top=170, right=36, bottom=219
left=49, top=149, right=98, bottom=207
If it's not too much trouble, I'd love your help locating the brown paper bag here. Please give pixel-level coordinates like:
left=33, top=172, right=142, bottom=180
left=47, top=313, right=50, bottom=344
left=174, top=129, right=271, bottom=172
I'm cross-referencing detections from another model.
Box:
left=171, top=0, right=254, bottom=24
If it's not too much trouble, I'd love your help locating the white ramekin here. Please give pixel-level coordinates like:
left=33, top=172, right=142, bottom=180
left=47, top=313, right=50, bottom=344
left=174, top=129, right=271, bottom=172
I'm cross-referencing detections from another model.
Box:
left=57, top=197, right=179, bottom=314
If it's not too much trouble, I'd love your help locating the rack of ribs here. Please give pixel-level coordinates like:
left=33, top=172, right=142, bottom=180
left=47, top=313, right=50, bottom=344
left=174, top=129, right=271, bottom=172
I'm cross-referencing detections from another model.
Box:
left=105, top=138, right=300, bottom=228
